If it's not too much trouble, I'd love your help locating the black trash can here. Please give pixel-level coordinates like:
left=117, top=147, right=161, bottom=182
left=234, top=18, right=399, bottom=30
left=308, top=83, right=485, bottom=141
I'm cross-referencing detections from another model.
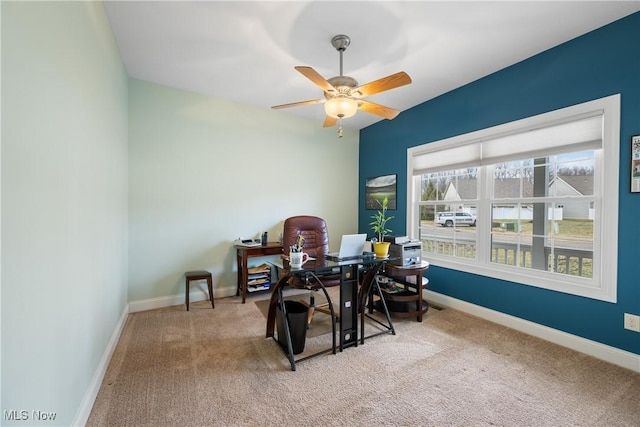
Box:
left=276, top=300, right=308, bottom=355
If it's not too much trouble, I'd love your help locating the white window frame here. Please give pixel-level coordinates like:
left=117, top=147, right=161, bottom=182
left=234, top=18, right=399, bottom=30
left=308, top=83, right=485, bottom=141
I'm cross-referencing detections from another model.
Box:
left=407, top=95, right=619, bottom=302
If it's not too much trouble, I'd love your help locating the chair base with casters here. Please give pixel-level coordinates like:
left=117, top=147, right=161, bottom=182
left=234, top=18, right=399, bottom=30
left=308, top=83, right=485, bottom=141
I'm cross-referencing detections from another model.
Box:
left=184, top=270, right=215, bottom=311
left=299, top=291, right=340, bottom=326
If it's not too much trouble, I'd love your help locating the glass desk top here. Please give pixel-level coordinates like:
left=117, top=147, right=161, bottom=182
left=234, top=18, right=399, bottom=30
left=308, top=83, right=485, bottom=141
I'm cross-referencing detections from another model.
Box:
left=269, top=253, right=393, bottom=274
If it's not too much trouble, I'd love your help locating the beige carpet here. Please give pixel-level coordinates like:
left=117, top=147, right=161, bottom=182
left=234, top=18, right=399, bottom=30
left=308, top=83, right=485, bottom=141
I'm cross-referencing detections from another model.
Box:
left=87, top=291, right=640, bottom=426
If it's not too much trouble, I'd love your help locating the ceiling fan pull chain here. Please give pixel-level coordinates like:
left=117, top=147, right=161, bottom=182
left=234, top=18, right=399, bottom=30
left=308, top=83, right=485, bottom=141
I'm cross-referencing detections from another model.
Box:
left=338, top=117, right=343, bottom=138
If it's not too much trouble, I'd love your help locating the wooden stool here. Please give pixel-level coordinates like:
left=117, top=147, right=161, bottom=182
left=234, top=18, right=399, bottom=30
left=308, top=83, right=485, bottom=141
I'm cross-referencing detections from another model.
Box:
left=185, top=271, right=215, bottom=311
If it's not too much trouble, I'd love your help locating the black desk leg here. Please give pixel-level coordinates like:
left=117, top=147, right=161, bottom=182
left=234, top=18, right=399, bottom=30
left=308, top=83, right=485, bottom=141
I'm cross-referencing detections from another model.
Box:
left=360, top=263, right=395, bottom=344
left=338, top=264, right=359, bottom=351
left=371, top=276, right=395, bottom=335
left=307, top=272, right=336, bottom=355
left=275, top=272, right=337, bottom=371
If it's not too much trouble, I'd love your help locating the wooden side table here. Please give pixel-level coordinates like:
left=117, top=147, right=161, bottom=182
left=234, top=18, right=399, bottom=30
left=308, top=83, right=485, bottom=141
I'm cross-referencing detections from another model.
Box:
left=371, top=261, right=430, bottom=322
left=235, top=242, right=283, bottom=303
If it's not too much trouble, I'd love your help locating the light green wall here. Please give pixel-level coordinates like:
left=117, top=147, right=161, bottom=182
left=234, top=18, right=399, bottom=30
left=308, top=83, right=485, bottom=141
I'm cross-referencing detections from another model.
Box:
left=1, top=0, right=359, bottom=422
left=128, top=79, right=359, bottom=302
left=1, top=2, right=128, bottom=425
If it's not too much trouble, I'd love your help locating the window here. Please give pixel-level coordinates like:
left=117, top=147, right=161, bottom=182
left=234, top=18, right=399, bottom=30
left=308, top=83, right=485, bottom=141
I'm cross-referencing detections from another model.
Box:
left=407, top=95, right=620, bottom=302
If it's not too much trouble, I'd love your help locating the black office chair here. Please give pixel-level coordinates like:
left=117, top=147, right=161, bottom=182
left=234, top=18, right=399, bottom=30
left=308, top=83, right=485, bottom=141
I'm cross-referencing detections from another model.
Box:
left=282, top=215, right=341, bottom=324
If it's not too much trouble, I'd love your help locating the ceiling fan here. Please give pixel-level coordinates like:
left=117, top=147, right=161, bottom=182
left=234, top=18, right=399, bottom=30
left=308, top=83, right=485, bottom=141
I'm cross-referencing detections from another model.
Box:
left=271, top=34, right=412, bottom=136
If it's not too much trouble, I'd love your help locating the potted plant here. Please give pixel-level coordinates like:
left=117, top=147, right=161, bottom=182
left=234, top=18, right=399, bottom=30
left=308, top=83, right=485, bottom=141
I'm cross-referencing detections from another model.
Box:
left=369, top=196, right=394, bottom=258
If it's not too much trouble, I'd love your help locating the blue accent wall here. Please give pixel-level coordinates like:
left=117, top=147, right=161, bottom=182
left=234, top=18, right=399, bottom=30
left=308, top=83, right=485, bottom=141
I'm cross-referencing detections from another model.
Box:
left=359, top=12, right=640, bottom=355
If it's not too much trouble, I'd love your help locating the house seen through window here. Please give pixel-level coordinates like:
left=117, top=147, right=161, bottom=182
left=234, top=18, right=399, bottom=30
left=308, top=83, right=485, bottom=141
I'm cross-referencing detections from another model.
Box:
left=407, top=95, right=619, bottom=302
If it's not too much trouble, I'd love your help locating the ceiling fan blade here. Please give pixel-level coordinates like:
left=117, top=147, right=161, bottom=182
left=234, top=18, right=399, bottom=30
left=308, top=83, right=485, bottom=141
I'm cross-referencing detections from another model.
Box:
left=295, top=66, right=337, bottom=94
left=323, top=116, right=338, bottom=128
left=271, top=98, right=325, bottom=110
left=358, top=100, right=401, bottom=120
left=352, top=71, right=412, bottom=98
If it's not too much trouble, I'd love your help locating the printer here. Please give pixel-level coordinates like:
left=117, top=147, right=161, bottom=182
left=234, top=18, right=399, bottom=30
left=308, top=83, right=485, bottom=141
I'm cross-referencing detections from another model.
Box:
left=384, top=236, right=422, bottom=266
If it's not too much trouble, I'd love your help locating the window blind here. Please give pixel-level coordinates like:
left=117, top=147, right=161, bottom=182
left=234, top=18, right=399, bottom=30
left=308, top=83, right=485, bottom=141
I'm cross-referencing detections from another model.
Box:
left=411, top=113, right=603, bottom=176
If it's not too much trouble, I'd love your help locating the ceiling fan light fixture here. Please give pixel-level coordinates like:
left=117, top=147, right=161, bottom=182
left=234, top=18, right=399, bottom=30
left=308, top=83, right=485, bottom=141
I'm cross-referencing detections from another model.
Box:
left=324, top=96, right=358, bottom=119
left=271, top=34, right=411, bottom=132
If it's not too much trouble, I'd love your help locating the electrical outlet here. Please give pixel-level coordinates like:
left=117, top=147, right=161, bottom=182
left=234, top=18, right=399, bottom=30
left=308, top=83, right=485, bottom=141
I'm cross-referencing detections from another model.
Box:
left=624, top=313, right=640, bottom=332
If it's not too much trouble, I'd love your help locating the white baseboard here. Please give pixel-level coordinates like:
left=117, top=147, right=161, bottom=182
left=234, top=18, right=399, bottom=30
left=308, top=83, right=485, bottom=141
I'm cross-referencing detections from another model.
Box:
left=128, top=286, right=236, bottom=313
left=72, top=304, right=129, bottom=426
left=424, top=290, right=640, bottom=373
left=71, top=286, right=235, bottom=425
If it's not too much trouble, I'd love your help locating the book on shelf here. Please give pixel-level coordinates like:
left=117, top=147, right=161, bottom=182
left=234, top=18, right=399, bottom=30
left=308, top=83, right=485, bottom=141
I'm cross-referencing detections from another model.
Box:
left=379, top=283, right=405, bottom=294
left=248, top=277, right=270, bottom=286
left=248, top=263, right=271, bottom=275
left=375, top=275, right=404, bottom=293
left=248, top=283, right=271, bottom=292
left=245, top=262, right=272, bottom=292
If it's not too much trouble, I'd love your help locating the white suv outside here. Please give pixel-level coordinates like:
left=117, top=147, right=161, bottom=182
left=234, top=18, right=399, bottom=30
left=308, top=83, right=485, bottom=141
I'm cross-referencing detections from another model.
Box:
left=436, top=212, right=476, bottom=227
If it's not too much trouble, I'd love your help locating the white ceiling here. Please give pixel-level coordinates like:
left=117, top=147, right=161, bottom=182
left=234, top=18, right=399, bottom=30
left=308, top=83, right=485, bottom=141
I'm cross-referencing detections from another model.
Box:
left=103, top=1, right=639, bottom=130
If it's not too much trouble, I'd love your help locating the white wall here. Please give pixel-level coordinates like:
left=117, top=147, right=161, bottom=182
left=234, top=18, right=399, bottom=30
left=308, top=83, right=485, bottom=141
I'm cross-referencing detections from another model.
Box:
left=128, top=79, right=359, bottom=303
left=1, top=2, right=129, bottom=425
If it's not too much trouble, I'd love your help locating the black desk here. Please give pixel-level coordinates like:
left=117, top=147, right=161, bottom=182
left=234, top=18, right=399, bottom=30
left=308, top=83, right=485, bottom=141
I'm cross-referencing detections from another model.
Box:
left=265, top=255, right=391, bottom=371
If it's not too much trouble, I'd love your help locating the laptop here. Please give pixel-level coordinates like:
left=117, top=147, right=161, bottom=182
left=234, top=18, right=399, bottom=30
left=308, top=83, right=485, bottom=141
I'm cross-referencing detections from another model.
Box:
left=325, top=234, right=367, bottom=261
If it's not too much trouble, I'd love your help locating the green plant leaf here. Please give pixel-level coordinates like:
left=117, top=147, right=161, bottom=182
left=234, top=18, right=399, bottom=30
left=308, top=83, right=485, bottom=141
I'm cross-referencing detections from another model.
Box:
left=369, top=196, right=393, bottom=242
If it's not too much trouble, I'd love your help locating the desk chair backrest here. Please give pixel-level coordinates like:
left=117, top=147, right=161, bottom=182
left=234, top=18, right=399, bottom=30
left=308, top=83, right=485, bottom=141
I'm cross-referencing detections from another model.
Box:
left=282, top=215, right=330, bottom=258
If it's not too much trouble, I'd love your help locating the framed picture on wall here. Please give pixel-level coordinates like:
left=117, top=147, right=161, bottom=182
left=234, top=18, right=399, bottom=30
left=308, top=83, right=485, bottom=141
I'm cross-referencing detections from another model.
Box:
left=365, top=174, right=397, bottom=210
left=632, top=135, right=640, bottom=193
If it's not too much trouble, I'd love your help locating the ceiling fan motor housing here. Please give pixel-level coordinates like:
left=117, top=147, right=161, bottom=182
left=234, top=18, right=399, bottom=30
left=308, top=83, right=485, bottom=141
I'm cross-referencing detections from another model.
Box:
left=326, top=75, right=358, bottom=98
